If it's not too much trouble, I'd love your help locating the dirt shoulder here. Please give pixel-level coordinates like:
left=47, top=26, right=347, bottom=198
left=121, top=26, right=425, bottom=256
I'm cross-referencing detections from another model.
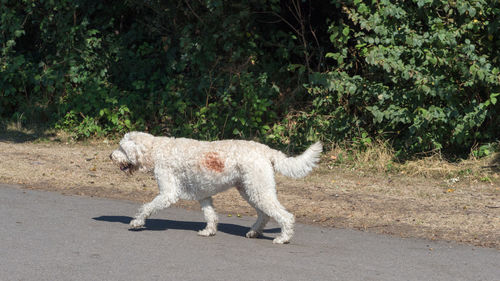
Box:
left=0, top=139, right=498, bottom=249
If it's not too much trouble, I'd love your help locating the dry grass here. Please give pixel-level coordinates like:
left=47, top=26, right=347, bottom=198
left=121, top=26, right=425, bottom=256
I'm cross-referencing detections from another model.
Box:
left=324, top=140, right=499, bottom=184
left=324, top=140, right=396, bottom=173
left=403, top=152, right=499, bottom=182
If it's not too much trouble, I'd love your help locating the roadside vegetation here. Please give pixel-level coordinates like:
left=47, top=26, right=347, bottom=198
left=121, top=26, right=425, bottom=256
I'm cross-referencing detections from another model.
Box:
left=1, top=0, right=499, bottom=159
left=1, top=121, right=499, bottom=186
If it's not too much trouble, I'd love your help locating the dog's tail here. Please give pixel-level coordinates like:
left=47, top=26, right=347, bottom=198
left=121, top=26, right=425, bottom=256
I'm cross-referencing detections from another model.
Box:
left=271, top=142, right=322, bottom=179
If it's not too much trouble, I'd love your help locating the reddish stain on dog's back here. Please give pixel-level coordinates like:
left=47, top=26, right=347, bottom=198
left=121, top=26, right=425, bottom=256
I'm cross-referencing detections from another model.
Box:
left=202, top=152, right=225, bottom=173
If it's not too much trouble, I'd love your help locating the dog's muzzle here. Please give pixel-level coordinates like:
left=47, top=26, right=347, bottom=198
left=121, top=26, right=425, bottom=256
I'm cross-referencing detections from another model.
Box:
left=120, top=163, right=133, bottom=172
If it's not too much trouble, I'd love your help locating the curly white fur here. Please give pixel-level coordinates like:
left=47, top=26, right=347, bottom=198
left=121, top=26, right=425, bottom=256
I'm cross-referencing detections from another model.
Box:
left=110, top=131, right=322, bottom=244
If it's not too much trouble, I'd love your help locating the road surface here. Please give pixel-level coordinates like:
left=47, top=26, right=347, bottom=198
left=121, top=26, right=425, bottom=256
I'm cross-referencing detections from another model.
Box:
left=0, top=184, right=498, bottom=280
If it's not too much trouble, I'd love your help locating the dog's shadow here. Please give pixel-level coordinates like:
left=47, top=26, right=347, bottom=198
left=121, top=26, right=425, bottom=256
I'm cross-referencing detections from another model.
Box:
left=93, top=216, right=280, bottom=240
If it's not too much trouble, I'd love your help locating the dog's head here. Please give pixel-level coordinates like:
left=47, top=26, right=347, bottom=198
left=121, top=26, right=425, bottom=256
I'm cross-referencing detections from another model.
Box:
left=110, top=132, right=155, bottom=175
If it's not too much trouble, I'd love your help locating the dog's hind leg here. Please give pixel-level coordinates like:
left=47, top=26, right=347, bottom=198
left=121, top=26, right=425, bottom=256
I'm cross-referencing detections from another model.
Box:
left=241, top=161, right=295, bottom=244
left=198, top=197, right=218, bottom=236
left=236, top=186, right=270, bottom=238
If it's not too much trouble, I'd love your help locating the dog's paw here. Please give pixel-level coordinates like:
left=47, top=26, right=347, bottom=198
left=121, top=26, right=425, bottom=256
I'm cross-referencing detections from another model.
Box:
left=198, top=228, right=216, bottom=237
left=272, top=236, right=290, bottom=244
left=245, top=230, right=262, bottom=238
left=129, top=219, right=145, bottom=229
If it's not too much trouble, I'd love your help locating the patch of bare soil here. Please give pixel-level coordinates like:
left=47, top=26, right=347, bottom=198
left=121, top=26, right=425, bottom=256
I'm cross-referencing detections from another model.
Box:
left=0, top=140, right=498, bottom=249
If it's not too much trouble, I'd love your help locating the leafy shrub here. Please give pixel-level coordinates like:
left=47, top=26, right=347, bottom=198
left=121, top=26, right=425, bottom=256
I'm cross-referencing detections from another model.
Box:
left=1, top=0, right=499, bottom=157
left=295, top=0, right=500, bottom=156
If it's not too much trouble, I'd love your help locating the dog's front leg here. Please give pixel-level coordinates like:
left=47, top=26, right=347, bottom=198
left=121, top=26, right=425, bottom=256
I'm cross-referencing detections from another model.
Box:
left=130, top=170, right=179, bottom=229
left=198, top=197, right=218, bottom=236
left=129, top=193, right=177, bottom=228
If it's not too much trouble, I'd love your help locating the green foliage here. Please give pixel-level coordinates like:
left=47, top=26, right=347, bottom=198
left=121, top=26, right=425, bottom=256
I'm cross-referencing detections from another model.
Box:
left=1, top=0, right=286, bottom=140
left=472, top=143, right=498, bottom=158
left=57, top=111, right=104, bottom=139
left=299, top=0, right=500, bottom=156
left=1, top=0, right=499, bottom=156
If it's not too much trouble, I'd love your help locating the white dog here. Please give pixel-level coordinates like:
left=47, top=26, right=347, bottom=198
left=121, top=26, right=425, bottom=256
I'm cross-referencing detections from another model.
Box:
left=110, top=131, right=322, bottom=244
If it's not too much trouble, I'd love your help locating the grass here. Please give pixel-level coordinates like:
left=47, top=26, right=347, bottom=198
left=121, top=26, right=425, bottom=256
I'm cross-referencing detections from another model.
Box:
left=323, top=140, right=396, bottom=172
left=323, top=139, right=499, bottom=184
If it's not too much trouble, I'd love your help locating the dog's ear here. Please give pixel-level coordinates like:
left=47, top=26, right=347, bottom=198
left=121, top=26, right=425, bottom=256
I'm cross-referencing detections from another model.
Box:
left=120, top=139, right=146, bottom=166
left=120, top=132, right=154, bottom=171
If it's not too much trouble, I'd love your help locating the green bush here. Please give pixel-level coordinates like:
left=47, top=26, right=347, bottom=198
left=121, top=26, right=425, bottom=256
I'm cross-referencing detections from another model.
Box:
left=296, top=0, right=500, bottom=156
left=1, top=0, right=499, bottom=156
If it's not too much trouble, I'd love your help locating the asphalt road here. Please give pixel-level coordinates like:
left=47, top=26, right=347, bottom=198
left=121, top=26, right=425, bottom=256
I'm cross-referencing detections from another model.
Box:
left=0, top=184, right=498, bottom=281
